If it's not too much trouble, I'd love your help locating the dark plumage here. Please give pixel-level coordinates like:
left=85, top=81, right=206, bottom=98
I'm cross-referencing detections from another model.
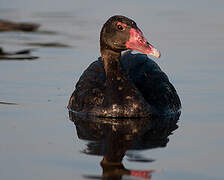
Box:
left=68, top=15, right=181, bottom=117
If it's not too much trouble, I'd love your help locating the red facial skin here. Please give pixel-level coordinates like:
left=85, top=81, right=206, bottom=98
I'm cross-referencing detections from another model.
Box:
left=126, top=28, right=161, bottom=58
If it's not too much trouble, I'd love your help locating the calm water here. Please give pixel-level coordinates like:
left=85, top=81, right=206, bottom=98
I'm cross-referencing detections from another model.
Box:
left=0, top=0, right=224, bottom=179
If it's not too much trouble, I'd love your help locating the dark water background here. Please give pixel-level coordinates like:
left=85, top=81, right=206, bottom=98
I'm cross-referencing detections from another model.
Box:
left=0, top=0, right=224, bottom=179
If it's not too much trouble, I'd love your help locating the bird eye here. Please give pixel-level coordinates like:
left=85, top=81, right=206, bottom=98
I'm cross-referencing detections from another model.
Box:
left=117, top=24, right=124, bottom=31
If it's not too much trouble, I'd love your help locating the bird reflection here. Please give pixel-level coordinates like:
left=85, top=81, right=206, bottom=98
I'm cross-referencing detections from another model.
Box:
left=69, top=112, right=180, bottom=180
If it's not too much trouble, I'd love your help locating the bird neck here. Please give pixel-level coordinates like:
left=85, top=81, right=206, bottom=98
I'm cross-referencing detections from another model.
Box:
left=101, top=48, right=123, bottom=80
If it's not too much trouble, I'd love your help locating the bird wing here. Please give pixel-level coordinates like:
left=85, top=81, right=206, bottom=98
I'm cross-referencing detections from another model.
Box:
left=120, top=52, right=181, bottom=113
left=68, top=59, right=105, bottom=112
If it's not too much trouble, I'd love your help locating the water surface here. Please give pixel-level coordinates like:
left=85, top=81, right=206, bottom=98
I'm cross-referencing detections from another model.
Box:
left=0, top=0, right=224, bottom=179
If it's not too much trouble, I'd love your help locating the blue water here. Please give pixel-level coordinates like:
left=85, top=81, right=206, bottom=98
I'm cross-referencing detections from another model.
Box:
left=0, top=0, right=224, bottom=179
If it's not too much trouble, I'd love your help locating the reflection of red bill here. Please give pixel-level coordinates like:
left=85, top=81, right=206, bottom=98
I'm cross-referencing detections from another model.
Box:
left=130, top=169, right=156, bottom=179
left=126, top=28, right=161, bottom=58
